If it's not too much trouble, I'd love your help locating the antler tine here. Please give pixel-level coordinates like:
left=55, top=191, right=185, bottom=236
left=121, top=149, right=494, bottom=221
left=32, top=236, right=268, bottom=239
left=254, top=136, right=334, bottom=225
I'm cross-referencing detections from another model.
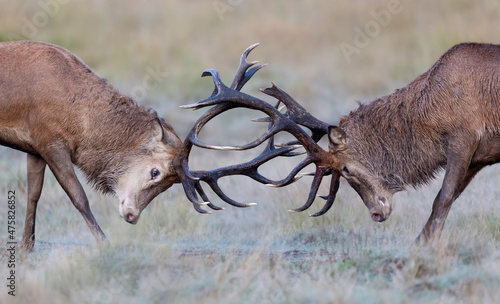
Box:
left=194, top=183, right=224, bottom=211
left=257, top=100, right=308, bottom=156
left=179, top=69, right=227, bottom=111
left=310, top=172, right=340, bottom=217
left=251, top=84, right=330, bottom=152
left=288, top=166, right=329, bottom=212
left=264, top=155, right=313, bottom=187
left=231, top=43, right=268, bottom=91
left=261, top=83, right=329, bottom=142
left=172, top=156, right=211, bottom=214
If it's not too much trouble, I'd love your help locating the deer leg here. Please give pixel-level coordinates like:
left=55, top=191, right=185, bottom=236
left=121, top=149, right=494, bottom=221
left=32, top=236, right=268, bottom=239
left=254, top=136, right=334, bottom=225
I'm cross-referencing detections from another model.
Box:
left=416, top=141, right=480, bottom=244
left=452, top=165, right=483, bottom=199
left=43, top=148, right=108, bottom=245
left=20, top=154, right=46, bottom=252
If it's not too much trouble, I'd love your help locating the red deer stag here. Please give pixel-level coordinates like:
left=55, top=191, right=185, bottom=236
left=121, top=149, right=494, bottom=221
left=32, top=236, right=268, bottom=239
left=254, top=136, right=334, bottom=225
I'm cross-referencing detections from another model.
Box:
left=0, top=41, right=273, bottom=252
left=181, top=42, right=500, bottom=244
left=0, top=41, right=254, bottom=252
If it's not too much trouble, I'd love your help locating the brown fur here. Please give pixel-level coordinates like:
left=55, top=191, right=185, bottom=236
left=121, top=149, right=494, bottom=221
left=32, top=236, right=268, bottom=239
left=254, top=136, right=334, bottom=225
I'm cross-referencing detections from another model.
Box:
left=330, top=43, right=500, bottom=243
left=0, top=41, right=184, bottom=251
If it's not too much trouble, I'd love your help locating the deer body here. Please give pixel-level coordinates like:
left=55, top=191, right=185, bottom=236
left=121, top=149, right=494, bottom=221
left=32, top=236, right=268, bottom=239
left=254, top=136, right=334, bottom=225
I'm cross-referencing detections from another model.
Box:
left=329, top=43, right=500, bottom=242
left=0, top=41, right=184, bottom=251
left=341, top=43, right=500, bottom=188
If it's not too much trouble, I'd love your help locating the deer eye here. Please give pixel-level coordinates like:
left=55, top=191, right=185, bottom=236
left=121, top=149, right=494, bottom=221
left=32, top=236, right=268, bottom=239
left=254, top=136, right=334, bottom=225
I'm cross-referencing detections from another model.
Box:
left=151, top=168, right=160, bottom=180
left=343, top=167, right=350, bottom=174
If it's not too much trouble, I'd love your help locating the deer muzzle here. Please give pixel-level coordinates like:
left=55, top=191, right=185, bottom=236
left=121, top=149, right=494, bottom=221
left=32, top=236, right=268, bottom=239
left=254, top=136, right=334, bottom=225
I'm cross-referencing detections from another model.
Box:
left=119, top=200, right=141, bottom=225
left=369, top=197, right=392, bottom=222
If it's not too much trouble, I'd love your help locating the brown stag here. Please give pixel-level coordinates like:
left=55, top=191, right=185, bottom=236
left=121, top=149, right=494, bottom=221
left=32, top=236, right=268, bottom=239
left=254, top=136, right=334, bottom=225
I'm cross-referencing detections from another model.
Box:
left=0, top=41, right=184, bottom=251
left=0, top=41, right=260, bottom=252
left=181, top=42, right=500, bottom=244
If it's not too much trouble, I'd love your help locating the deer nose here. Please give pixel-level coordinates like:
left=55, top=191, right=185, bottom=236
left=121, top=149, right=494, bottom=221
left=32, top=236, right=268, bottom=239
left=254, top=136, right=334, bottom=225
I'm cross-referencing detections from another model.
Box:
left=371, top=212, right=387, bottom=222
left=125, top=213, right=137, bottom=224
left=370, top=197, right=391, bottom=222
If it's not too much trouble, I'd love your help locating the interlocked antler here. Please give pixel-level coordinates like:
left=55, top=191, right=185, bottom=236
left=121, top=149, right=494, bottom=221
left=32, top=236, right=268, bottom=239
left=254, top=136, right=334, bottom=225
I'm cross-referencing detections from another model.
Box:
left=176, top=44, right=340, bottom=216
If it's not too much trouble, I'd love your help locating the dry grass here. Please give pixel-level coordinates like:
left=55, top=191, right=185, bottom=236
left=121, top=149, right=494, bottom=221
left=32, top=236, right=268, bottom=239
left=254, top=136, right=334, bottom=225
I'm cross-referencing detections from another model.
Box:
left=1, top=1, right=500, bottom=303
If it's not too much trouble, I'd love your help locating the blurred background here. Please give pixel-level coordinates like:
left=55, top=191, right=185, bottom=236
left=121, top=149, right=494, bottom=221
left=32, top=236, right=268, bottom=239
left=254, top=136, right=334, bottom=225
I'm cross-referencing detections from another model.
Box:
left=1, top=1, right=500, bottom=303
left=2, top=0, right=499, bottom=137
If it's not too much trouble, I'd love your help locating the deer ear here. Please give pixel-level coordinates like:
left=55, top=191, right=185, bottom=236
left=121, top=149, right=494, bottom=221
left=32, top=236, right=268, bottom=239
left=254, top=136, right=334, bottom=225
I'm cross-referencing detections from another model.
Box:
left=328, top=126, right=346, bottom=147
left=152, top=118, right=164, bottom=143
left=152, top=117, right=180, bottom=145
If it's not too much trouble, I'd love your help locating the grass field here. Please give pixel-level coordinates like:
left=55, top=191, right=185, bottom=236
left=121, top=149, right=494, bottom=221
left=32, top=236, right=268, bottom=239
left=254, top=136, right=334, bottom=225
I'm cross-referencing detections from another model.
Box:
left=1, top=1, right=500, bottom=303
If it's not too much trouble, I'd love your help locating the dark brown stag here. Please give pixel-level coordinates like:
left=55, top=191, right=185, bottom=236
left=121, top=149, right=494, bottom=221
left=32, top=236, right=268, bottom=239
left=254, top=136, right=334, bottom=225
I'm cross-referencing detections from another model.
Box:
left=181, top=42, right=500, bottom=243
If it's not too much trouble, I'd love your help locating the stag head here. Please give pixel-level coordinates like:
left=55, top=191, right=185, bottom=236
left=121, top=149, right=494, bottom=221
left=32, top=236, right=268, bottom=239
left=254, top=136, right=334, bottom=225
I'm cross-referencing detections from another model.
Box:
left=116, top=118, right=183, bottom=224
left=173, top=43, right=393, bottom=223
left=328, top=126, right=393, bottom=222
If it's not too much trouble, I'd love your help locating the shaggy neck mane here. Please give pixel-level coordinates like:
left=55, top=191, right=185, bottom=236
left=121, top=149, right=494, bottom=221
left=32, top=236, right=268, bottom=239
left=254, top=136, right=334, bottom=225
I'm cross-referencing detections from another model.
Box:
left=340, top=77, right=447, bottom=192
left=74, top=87, right=161, bottom=195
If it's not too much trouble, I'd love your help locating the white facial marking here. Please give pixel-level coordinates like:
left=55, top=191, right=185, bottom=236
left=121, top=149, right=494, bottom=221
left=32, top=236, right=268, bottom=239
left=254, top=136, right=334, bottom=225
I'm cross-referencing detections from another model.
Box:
left=114, top=148, right=177, bottom=224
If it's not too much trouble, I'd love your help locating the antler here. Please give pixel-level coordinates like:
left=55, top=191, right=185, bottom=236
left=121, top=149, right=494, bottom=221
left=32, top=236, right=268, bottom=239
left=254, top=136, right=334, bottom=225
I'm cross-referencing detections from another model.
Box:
left=176, top=44, right=340, bottom=216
